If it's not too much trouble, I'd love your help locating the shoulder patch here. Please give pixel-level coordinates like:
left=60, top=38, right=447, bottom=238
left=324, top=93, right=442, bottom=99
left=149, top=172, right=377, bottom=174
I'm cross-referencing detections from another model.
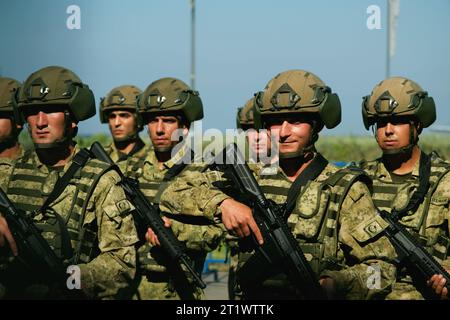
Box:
left=351, top=214, right=388, bottom=243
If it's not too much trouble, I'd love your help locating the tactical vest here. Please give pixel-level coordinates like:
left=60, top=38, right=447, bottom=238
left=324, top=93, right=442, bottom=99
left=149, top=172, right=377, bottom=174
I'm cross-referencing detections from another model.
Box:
left=135, top=155, right=207, bottom=273
left=5, top=151, right=115, bottom=265
left=236, top=164, right=371, bottom=298
left=361, top=156, right=450, bottom=264
left=105, top=141, right=149, bottom=178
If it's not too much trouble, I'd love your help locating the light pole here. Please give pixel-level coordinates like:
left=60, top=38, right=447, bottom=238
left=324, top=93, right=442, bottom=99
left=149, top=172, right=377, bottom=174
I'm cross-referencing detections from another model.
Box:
left=190, top=0, right=196, bottom=90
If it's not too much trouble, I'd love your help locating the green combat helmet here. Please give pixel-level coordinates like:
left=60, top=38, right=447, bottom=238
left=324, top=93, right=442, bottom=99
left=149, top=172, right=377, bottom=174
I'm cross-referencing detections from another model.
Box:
left=0, top=77, right=23, bottom=137
left=254, top=69, right=341, bottom=156
left=15, top=65, right=96, bottom=149
left=362, top=76, right=436, bottom=154
left=137, top=77, right=203, bottom=124
left=99, top=85, right=143, bottom=133
left=236, top=97, right=255, bottom=130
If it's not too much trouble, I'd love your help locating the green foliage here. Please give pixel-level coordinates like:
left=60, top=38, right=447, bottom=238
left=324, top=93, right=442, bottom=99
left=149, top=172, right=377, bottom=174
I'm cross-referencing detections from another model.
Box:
left=316, top=134, right=450, bottom=163
left=18, top=130, right=450, bottom=163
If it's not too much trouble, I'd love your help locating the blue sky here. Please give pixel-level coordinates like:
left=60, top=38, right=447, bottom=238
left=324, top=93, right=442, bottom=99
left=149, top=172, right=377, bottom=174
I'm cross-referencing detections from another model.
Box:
left=1, top=0, right=449, bottom=137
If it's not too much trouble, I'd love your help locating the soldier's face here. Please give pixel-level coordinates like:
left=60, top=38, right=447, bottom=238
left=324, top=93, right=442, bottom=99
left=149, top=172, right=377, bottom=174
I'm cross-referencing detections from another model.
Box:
left=24, top=106, right=73, bottom=145
left=0, top=116, right=14, bottom=143
left=375, top=117, right=415, bottom=151
left=246, top=129, right=271, bottom=159
left=107, top=110, right=137, bottom=142
left=267, top=115, right=314, bottom=157
left=147, top=115, right=186, bottom=152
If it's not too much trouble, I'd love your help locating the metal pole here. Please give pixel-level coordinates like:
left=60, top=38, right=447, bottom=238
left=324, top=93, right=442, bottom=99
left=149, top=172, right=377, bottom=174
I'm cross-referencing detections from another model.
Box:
left=386, top=0, right=390, bottom=78
left=190, top=0, right=196, bottom=90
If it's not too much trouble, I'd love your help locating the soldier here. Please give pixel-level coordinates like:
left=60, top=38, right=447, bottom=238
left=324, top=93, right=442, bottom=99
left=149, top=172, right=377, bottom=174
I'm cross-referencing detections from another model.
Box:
left=236, top=97, right=273, bottom=165
left=160, top=70, right=398, bottom=299
left=99, top=85, right=148, bottom=174
left=360, top=76, right=450, bottom=299
left=0, top=77, right=23, bottom=160
left=227, top=97, right=277, bottom=299
left=131, top=77, right=224, bottom=300
left=0, top=77, right=24, bottom=189
left=0, top=66, right=138, bottom=299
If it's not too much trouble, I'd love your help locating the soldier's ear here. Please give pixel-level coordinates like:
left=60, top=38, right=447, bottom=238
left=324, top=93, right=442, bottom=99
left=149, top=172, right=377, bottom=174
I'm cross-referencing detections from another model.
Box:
left=182, top=126, right=189, bottom=137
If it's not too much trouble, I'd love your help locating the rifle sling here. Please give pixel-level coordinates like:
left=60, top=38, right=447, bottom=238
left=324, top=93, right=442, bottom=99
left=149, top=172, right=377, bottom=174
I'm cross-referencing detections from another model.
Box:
left=284, top=153, right=328, bottom=218
left=391, top=151, right=431, bottom=221
left=152, top=149, right=194, bottom=204
left=40, top=148, right=92, bottom=212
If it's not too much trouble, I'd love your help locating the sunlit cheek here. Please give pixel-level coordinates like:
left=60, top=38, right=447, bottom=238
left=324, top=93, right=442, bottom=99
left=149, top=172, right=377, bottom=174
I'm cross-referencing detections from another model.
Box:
left=376, top=128, right=385, bottom=140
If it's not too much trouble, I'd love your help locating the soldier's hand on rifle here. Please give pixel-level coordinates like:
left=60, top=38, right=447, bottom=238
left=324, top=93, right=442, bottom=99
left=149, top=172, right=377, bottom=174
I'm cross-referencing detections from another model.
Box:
left=0, top=215, right=18, bottom=256
left=219, top=198, right=264, bottom=245
left=428, top=271, right=449, bottom=300
left=145, top=216, right=172, bottom=247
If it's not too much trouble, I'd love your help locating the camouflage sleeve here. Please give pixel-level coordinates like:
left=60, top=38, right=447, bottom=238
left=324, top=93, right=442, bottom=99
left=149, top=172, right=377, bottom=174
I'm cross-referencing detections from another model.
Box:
left=430, top=171, right=450, bottom=269
left=78, top=170, right=139, bottom=299
left=320, top=181, right=397, bottom=299
left=159, top=169, right=231, bottom=221
left=169, top=219, right=226, bottom=252
left=0, top=162, right=13, bottom=192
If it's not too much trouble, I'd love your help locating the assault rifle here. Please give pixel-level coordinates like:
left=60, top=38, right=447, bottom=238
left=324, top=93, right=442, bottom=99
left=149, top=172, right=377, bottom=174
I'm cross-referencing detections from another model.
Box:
left=0, top=189, right=65, bottom=282
left=211, top=143, right=325, bottom=299
left=380, top=210, right=450, bottom=299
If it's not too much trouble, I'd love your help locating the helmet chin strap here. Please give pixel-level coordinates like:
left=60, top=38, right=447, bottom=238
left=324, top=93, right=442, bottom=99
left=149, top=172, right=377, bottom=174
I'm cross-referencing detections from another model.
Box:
left=376, top=120, right=418, bottom=156
left=32, top=110, right=74, bottom=150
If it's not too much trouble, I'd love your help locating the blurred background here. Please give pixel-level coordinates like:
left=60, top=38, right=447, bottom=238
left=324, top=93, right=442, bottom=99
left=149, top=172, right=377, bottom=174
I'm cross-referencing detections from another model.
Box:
left=1, top=0, right=449, bottom=161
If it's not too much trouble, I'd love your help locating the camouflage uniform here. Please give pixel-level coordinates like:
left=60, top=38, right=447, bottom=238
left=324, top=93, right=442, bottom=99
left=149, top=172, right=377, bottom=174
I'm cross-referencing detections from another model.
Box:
left=0, top=146, right=25, bottom=191
left=160, top=70, right=398, bottom=299
left=160, top=159, right=397, bottom=299
left=104, top=139, right=149, bottom=177
left=131, top=77, right=224, bottom=300
left=361, top=76, right=450, bottom=299
left=0, top=66, right=139, bottom=299
left=1, top=145, right=139, bottom=299
left=131, top=144, right=224, bottom=300
left=360, top=155, right=450, bottom=299
left=99, top=85, right=148, bottom=176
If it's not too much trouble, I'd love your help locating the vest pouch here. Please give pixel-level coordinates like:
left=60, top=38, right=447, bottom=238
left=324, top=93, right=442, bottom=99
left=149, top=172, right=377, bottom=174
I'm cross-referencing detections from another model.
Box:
left=290, top=181, right=330, bottom=239
left=34, top=209, right=73, bottom=262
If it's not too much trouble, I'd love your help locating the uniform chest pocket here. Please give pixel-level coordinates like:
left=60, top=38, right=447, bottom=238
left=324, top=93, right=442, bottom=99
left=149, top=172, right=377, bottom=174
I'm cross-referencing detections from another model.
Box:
left=426, top=197, right=448, bottom=227
left=289, top=183, right=330, bottom=240
left=422, top=196, right=449, bottom=245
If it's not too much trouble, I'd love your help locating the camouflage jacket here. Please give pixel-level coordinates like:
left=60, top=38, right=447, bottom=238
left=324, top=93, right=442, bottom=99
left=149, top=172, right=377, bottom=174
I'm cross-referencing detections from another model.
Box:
left=1, top=146, right=139, bottom=299
left=359, top=151, right=450, bottom=299
left=132, top=144, right=225, bottom=299
left=0, top=144, right=25, bottom=191
left=160, top=153, right=398, bottom=299
left=103, top=138, right=149, bottom=176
